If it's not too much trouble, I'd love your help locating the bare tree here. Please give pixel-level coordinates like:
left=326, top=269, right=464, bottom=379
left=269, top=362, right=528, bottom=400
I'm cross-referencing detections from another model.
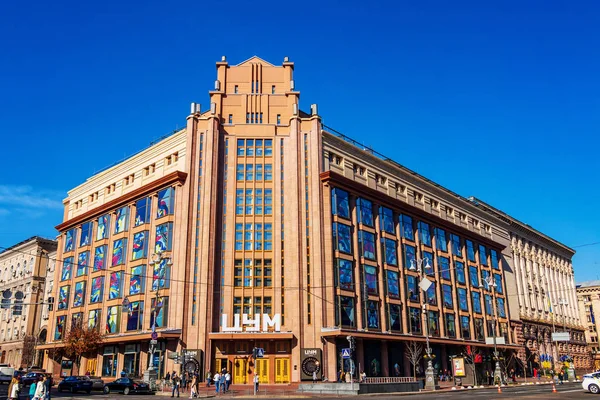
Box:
left=405, top=341, right=424, bottom=380
left=461, top=346, right=479, bottom=385
left=22, top=335, right=37, bottom=368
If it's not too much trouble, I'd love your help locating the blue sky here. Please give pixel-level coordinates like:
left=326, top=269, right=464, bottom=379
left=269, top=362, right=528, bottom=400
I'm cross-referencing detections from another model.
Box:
left=1, top=0, right=598, bottom=281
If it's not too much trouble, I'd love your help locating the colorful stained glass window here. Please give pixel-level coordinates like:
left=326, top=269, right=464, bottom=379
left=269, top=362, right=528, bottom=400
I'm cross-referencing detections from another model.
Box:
left=150, top=297, right=169, bottom=328
left=64, top=229, right=76, bottom=252
left=152, top=258, right=170, bottom=291
left=71, top=312, right=83, bottom=328
left=58, top=286, right=69, bottom=310
left=386, top=270, right=400, bottom=298
left=94, top=245, right=106, bottom=271
left=359, top=230, right=376, bottom=260
left=73, top=281, right=85, bottom=307
left=106, top=306, right=120, bottom=334
left=363, top=265, right=378, bottom=295
left=357, top=198, right=374, bottom=227
left=389, top=304, right=402, bottom=331
left=80, top=222, right=93, bottom=247
left=55, top=316, right=66, bottom=340
left=114, top=206, right=129, bottom=234
left=338, top=296, right=355, bottom=327
left=88, top=309, right=101, bottom=329
left=90, top=276, right=104, bottom=303
left=126, top=301, right=144, bottom=331
left=109, top=271, right=123, bottom=299
left=132, top=231, right=148, bottom=260
left=97, top=214, right=110, bottom=241
left=450, top=234, right=462, bottom=256
left=76, top=251, right=89, bottom=277
left=331, top=188, right=350, bottom=219
left=129, top=266, right=145, bottom=295
left=155, top=223, right=173, bottom=253
left=332, top=223, right=352, bottom=254
left=157, top=187, right=174, bottom=218
left=383, top=238, right=398, bottom=266
left=379, top=206, right=394, bottom=234
left=112, top=238, right=126, bottom=266
left=61, top=257, right=73, bottom=281
left=135, top=197, right=151, bottom=227
left=435, top=228, right=447, bottom=252
left=366, top=300, right=379, bottom=329
left=336, top=259, right=353, bottom=290
left=401, top=215, right=414, bottom=240
left=418, top=221, right=432, bottom=247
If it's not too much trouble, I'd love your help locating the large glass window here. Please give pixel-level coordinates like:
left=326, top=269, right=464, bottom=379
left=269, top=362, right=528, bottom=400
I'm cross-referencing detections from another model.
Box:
left=246, top=139, right=254, bottom=156
left=236, top=164, right=244, bottom=181
left=235, top=223, right=243, bottom=251
left=366, top=300, right=379, bottom=329
left=150, top=297, right=169, bottom=328
left=157, top=187, right=174, bottom=218
left=93, top=245, right=106, bottom=271
left=359, top=231, right=376, bottom=260
left=490, top=249, right=499, bottom=270
left=386, top=270, right=400, bottom=298
left=455, top=261, right=466, bottom=284
left=73, top=281, right=85, bottom=307
left=407, top=275, right=419, bottom=302
left=80, top=222, right=92, bottom=247
left=481, top=270, right=490, bottom=290
left=123, top=344, right=140, bottom=377
left=445, top=313, right=456, bottom=337
left=497, top=298, right=506, bottom=318
left=388, top=304, right=402, bottom=332
left=112, top=239, right=126, bottom=267
left=469, top=266, right=479, bottom=287
left=336, top=259, right=354, bottom=290
left=54, top=316, right=66, bottom=340
left=423, top=251, right=434, bottom=276
left=130, top=266, right=145, bottom=295
left=58, top=286, right=69, bottom=310
left=460, top=316, right=471, bottom=339
left=264, top=189, right=273, bottom=215
left=106, top=306, right=120, bottom=334
left=237, top=139, right=245, bottom=156
left=472, top=291, right=482, bottom=314
left=236, top=189, right=243, bottom=215
left=264, top=164, right=273, bottom=180
left=64, top=229, right=76, bottom=252
left=255, top=164, right=263, bottom=181
left=364, top=265, right=378, bottom=295
left=155, top=223, right=173, bottom=253
left=107, top=272, right=122, bottom=301
left=265, top=139, right=273, bottom=156
left=337, top=296, right=356, bottom=328
left=245, top=164, right=254, bottom=180
left=439, top=256, right=451, bottom=280
left=458, top=288, right=468, bottom=311
left=379, top=206, right=394, bottom=233
left=404, top=244, right=416, bottom=269
left=97, top=214, right=110, bottom=241
left=418, top=221, right=432, bottom=247
left=356, top=198, right=374, bottom=227
left=428, top=311, right=440, bottom=336
left=450, top=234, right=461, bottom=257
left=474, top=318, right=484, bottom=341
left=478, top=244, right=488, bottom=265
left=114, top=206, right=129, bottom=234
left=442, top=284, right=453, bottom=308
left=409, top=307, right=421, bottom=334
left=401, top=215, right=414, bottom=240
left=88, top=309, right=101, bottom=330
left=485, top=294, right=493, bottom=315
left=135, top=198, right=151, bottom=226
left=152, top=259, right=171, bottom=290
left=426, top=283, right=436, bottom=306
left=90, top=277, right=104, bottom=303
left=132, top=231, right=148, bottom=261
left=331, top=188, right=350, bottom=218
left=102, top=346, right=118, bottom=377
left=466, top=240, right=475, bottom=262
left=61, top=257, right=73, bottom=281
left=435, top=228, right=447, bottom=252
left=71, top=313, right=83, bottom=328
left=383, top=238, right=398, bottom=265
left=126, top=301, right=144, bottom=331
left=332, top=223, right=352, bottom=254
left=494, top=274, right=503, bottom=294
left=76, top=251, right=89, bottom=277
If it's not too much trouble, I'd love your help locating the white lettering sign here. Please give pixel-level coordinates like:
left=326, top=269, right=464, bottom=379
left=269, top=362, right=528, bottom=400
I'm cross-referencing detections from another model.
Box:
left=222, top=314, right=281, bottom=332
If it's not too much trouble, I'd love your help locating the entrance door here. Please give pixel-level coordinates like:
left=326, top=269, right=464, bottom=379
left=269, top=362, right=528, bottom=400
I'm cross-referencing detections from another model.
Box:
left=234, top=358, right=247, bottom=384
left=86, top=358, right=98, bottom=375
left=256, top=359, right=269, bottom=383
left=275, top=358, right=290, bottom=383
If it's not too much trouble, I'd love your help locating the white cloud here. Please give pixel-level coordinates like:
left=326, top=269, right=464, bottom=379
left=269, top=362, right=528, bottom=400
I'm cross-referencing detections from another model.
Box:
left=0, top=185, right=63, bottom=210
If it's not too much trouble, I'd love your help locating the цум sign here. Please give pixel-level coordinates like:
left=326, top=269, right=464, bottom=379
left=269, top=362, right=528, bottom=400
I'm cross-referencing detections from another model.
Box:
left=222, top=314, right=281, bottom=332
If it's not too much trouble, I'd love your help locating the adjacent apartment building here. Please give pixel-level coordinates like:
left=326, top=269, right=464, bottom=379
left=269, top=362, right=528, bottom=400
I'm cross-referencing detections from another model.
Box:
left=41, top=56, right=580, bottom=383
left=0, top=236, right=57, bottom=368
left=577, top=281, right=600, bottom=371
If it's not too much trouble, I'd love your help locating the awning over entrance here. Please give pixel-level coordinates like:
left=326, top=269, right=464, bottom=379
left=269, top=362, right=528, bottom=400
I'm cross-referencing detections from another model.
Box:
left=36, top=329, right=182, bottom=350
left=209, top=332, right=294, bottom=340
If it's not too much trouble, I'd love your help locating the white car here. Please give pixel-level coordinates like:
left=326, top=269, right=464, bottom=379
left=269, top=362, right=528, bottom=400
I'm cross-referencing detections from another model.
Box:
left=582, top=372, right=600, bottom=394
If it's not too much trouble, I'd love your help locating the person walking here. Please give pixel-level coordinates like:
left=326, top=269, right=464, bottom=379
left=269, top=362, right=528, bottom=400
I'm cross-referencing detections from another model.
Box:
left=205, top=371, right=212, bottom=387
left=337, top=369, right=343, bottom=382
left=225, top=371, right=231, bottom=392
left=213, top=371, right=220, bottom=394
left=171, top=371, right=180, bottom=398
left=312, top=370, right=317, bottom=384
left=219, top=372, right=226, bottom=393
left=189, top=374, right=197, bottom=398
left=34, top=376, right=46, bottom=400
left=253, top=373, right=259, bottom=393
left=558, top=370, right=564, bottom=385
left=28, top=379, right=37, bottom=400
left=8, top=375, right=21, bottom=400
left=181, top=373, right=187, bottom=394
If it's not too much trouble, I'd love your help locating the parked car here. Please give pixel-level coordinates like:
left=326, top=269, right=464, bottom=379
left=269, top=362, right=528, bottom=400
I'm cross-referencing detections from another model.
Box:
left=22, top=372, right=52, bottom=387
left=103, top=377, right=153, bottom=395
left=582, top=372, right=600, bottom=394
left=79, top=375, right=105, bottom=390
left=57, top=376, right=93, bottom=393
left=0, top=367, right=15, bottom=384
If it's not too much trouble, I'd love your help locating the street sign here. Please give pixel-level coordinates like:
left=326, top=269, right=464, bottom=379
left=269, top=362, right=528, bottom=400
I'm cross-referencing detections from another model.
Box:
left=151, top=332, right=158, bottom=340
left=150, top=339, right=158, bottom=345
left=341, top=348, right=352, bottom=359
left=419, top=277, right=433, bottom=292
left=552, top=332, right=570, bottom=342
left=485, top=337, right=506, bottom=345
left=167, top=352, right=180, bottom=360
left=256, top=348, right=265, bottom=358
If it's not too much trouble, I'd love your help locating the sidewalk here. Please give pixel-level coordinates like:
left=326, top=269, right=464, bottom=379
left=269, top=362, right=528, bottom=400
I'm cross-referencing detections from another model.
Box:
left=156, top=383, right=308, bottom=398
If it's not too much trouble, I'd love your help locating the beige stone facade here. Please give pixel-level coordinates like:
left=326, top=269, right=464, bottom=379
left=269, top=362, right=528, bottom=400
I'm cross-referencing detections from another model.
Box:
left=576, top=281, right=600, bottom=371
left=0, top=236, right=56, bottom=368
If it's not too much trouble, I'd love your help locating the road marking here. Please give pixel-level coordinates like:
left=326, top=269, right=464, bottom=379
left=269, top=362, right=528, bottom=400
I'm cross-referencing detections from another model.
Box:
left=560, top=389, right=584, bottom=393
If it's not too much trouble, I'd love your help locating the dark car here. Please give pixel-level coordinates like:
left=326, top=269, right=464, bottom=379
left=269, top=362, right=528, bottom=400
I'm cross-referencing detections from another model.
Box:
left=22, top=372, right=52, bottom=387
left=103, top=377, right=153, bottom=395
left=79, top=375, right=105, bottom=390
left=57, top=376, right=93, bottom=394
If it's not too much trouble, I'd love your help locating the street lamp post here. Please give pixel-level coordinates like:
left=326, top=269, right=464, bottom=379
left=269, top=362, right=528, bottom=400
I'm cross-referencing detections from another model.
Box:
left=485, top=276, right=502, bottom=385
left=558, top=299, right=575, bottom=381
left=409, top=257, right=437, bottom=391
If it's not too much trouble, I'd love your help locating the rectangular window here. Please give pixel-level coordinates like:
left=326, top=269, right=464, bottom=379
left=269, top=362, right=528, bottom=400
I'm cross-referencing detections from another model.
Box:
left=64, top=229, right=76, bottom=252
left=135, top=197, right=151, bottom=226
left=485, top=294, right=493, bottom=315
left=418, top=221, right=432, bottom=247
left=478, top=244, right=488, bottom=265
left=404, top=244, right=416, bottom=269
left=458, top=288, right=468, bottom=311
left=276, top=114, right=281, bottom=125
left=423, top=251, right=434, bottom=276
left=88, top=309, right=101, bottom=330
left=246, top=139, right=254, bottom=156
left=336, top=259, right=354, bottom=290
left=332, top=222, right=352, bottom=254
left=114, top=206, right=129, bottom=234
left=379, top=206, right=395, bottom=233
left=255, top=139, right=263, bottom=156
left=271, top=85, right=276, bottom=94
left=264, top=139, right=273, bottom=156
left=407, top=275, right=419, bottom=302
left=435, top=228, right=447, bottom=252
left=71, top=312, right=83, bottom=328
left=90, top=277, right=104, bottom=303
left=76, top=251, right=89, bottom=277
left=466, top=240, right=475, bottom=262
left=264, top=164, right=273, bottom=180
left=245, top=164, right=254, bottom=180
left=490, top=249, right=499, bottom=270
left=236, top=164, right=244, bottom=181
left=237, top=139, right=245, bottom=156
left=409, top=307, right=422, bottom=334
left=386, top=270, right=400, bottom=298
left=102, top=346, right=118, bottom=377
left=255, top=189, right=263, bottom=215
left=331, top=188, right=350, bottom=218
left=445, top=313, right=456, bottom=337
left=383, top=238, right=398, bottom=266
left=363, top=265, right=378, bottom=295
left=469, top=266, right=479, bottom=288
left=58, top=286, right=69, bottom=310
left=234, top=85, right=238, bottom=94
left=456, top=261, right=466, bottom=284
left=264, top=189, right=273, bottom=215
left=357, top=198, right=374, bottom=227
left=450, top=234, right=461, bottom=256
left=494, top=274, right=503, bottom=294
left=255, top=164, right=263, bottom=181
left=106, top=305, right=120, bottom=334
left=337, top=296, right=356, bottom=328
left=123, top=344, right=141, bottom=376
left=442, top=284, right=453, bottom=308
left=150, top=297, right=169, bottom=328
left=130, top=266, right=145, bottom=295
left=428, top=311, right=440, bottom=336
left=460, top=316, right=471, bottom=339
left=157, top=187, right=175, bottom=218
left=472, top=291, right=482, bottom=314
left=474, top=318, right=484, bottom=341
left=93, top=245, right=106, bottom=271
left=132, top=231, right=148, bottom=261
left=61, top=257, right=73, bottom=280
left=426, top=283, right=436, bottom=306
left=109, top=271, right=123, bottom=299
left=155, top=223, right=173, bottom=253
left=80, top=222, right=93, bottom=247
left=388, top=304, right=402, bottom=332
left=366, top=300, right=380, bottom=329
left=359, top=230, right=376, bottom=260
left=244, top=259, right=252, bottom=287
left=401, top=215, right=414, bottom=240
left=236, top=189, right=243, bottom=215
left=126, top=301, right=144, bottom=331
left=152, top=258, right=171, bottom=290
left=97, top=214, right=110, bottom=241
left=439, top=256, right=451, bottom=280
left=228, top=114, right=233, bottom=124
left=481, top=270, right=490, bottom=290
left=54, top=316, right=66, bottom=340
left=112, top=238, right=127, bottom=267
left=497, top=298, right=506, bottom=318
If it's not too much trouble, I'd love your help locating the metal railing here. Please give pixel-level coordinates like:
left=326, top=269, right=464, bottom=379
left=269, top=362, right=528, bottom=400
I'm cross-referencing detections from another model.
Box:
left=363, top=376, right=417, bottom=384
